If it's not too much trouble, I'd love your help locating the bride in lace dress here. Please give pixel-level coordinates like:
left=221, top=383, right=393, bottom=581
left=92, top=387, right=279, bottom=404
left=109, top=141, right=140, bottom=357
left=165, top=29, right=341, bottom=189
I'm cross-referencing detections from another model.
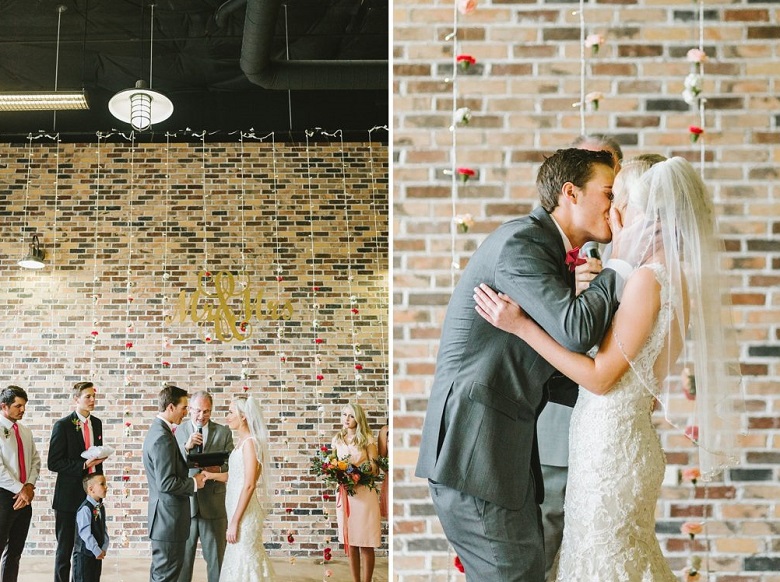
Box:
left=204, top=395, right=275, bottom=581
left=475, top=156, right=743, bottom=580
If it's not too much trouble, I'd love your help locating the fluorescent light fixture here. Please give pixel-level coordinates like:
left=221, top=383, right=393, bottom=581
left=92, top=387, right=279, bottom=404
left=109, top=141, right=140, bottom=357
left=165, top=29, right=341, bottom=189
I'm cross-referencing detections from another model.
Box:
left=0, top=91, right=89, bottom=111
left=18, top=234, right=46, bottom=269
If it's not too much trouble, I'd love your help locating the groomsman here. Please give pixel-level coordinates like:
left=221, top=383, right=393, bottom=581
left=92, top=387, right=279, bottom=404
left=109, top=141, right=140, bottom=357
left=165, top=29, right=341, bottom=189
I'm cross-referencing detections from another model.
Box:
left=0, top=385, right=41, bottom=582
left=143, top=384, right=206, bottom=582
left=175, top=391, right=233, bottom=582
left=48, top=381, right=105, bottom=582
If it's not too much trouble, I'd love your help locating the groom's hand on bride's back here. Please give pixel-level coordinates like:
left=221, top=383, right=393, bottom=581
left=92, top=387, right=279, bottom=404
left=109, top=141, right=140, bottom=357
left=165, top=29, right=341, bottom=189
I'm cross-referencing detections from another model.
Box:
left=574, top=258, right=603, bottom=296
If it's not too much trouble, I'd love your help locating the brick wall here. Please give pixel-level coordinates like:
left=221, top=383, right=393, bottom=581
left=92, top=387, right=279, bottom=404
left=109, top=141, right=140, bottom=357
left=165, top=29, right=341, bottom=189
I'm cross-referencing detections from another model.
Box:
left=393, top=0, right=779, bottom=579
left=0, top=138, right=389, bottom=559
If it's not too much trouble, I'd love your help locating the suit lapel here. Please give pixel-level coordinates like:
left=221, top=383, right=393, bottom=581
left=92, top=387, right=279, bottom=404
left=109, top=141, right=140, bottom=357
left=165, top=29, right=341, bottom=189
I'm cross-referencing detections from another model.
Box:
left=532, top=206, right=576, bottom=289
left=71, top=411, right=86, bottom=453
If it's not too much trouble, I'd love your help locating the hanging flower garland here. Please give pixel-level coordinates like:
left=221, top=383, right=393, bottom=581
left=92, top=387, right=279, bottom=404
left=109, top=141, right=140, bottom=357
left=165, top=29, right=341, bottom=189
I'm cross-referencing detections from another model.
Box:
left=90, top=134, right=103, bottom=373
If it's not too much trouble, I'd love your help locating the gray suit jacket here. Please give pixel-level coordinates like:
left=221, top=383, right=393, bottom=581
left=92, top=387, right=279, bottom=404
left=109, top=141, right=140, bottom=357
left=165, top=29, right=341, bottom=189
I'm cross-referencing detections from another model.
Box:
left=143, top=417, right=195, bottom=542
left=175, top=420, right=233, bottom=520
left=415, top=207, right=619, bottom=510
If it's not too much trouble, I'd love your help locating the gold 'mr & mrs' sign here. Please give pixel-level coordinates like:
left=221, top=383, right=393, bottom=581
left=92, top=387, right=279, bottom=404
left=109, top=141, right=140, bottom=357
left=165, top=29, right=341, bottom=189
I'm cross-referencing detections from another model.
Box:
left=166, top=271, right=294, bottom=342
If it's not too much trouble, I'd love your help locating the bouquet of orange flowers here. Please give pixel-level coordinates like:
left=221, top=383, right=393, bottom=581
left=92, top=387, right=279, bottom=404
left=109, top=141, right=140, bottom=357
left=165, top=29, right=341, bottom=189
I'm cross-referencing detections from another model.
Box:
left=311, top=445, right=378, bottom=496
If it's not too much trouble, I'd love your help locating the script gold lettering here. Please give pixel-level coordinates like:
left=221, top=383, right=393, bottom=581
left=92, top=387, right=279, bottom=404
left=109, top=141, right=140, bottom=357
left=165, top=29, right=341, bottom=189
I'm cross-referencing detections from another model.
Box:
left=166, top=270, right=296, bottom=342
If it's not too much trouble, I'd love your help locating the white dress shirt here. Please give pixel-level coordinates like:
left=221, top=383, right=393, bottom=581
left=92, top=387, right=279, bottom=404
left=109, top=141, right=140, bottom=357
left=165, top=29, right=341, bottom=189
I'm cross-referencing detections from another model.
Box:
left=0, top=414, right=41, bottom=494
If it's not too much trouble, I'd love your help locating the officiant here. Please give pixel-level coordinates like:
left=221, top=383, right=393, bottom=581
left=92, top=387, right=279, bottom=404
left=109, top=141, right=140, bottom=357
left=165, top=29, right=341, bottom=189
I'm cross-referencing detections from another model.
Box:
left=175, top=391, right=233, bottom=582
left=48, top=381, right=106, bottom=582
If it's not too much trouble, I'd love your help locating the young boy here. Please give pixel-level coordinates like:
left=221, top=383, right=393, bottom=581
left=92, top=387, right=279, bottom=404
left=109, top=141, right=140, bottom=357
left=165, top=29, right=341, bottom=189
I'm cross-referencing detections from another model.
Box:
left=72, top=473, right=109, bottom=582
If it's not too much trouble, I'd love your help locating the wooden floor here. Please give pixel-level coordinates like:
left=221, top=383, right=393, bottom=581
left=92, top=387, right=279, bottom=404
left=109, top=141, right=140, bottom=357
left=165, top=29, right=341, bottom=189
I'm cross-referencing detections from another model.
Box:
left=18, top=555, right=389, bottom=581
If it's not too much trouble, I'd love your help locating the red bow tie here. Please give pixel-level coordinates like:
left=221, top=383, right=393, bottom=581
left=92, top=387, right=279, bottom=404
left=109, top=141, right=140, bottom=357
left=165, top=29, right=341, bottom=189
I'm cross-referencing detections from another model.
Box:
left=565, top=247, right=586, bottom=271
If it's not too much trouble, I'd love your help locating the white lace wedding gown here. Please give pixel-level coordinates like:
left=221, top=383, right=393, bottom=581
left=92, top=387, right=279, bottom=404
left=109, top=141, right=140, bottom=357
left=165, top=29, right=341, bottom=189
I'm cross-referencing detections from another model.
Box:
left=552, top=264, right=677, bottom=581
left=220, top=438, right=275, bottom=582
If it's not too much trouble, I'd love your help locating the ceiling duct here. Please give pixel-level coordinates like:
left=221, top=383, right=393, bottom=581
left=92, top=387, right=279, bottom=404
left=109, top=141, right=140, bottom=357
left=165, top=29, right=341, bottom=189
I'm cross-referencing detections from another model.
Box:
left=237, top=0, right=387, bottom=91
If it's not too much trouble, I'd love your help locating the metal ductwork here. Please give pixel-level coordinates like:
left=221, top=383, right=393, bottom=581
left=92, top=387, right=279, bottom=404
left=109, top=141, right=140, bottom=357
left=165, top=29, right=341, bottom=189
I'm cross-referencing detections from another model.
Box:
left=237, top=0, right=387, bottom=91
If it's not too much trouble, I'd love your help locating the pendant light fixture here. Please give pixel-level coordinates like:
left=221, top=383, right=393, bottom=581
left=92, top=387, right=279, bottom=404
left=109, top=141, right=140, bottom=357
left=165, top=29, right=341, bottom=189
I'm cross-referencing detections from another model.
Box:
left=108, top=2, right=173, bottom=131
left=18, top=234, right=47, bottom=270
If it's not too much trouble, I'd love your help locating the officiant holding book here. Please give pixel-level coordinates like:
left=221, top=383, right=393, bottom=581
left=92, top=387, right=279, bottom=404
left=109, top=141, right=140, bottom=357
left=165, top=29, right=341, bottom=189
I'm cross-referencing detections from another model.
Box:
left=175, top=391, right=233, bottom=582
left=48, top=381, right=106, bottom=582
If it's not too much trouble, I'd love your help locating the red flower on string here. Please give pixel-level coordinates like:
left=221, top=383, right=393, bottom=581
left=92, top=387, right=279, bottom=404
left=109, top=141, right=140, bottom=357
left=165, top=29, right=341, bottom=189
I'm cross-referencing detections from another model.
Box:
left=456, top=167, right=475, bottom=183
left=127, top=297, right=134, bottom=303
left=456, top=54, right=476, bottom=70
left=277, top=276, right=283, bottom=282
left=354, top=364, right=363, bottom=371
left=351, top=308, right=359, bottom=314
left=124, top=421, right=131, bottom=427
left=125, top=342, right=133, bottom=349
left=204, top=271, right=212, bottom=278
left=243, top=386, right=249, bottom=392
left=454, top=555, right=465, bottom=573
left=323, top=548, right=332, bottom=561
left=287, top=533, right=295, bottom=543
left=91, top=331, right=99, bottom=337
left=316, top=374, right=324, bottom=381
left=162, top=361, right=171, bottom=368
left=122, top=475, right=130, bottom=482
left=280, top=355, right=286, bottom=362
left=286, top=507, right=293, bottom=514
left=315, top=338, right=324, bottom=344
left=313, top=286, right=320, bottom=292
left=239, top=321, right=248, bottom=332
left=323, top=493, right=330, bottom=501
left=689, top=125, right=704, bottom=143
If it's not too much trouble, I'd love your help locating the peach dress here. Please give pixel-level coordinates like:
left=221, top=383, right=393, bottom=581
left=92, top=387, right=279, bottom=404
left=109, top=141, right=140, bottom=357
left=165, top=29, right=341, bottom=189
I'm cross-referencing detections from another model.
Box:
left=333, top=437, right=381, bottom=548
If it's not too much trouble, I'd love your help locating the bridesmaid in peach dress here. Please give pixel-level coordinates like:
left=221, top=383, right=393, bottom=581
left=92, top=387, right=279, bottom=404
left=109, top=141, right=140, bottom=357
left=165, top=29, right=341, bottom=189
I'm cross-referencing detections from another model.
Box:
left=378, top=423, right=389, bottom=519
left=332, top=403, right=381, bottom=582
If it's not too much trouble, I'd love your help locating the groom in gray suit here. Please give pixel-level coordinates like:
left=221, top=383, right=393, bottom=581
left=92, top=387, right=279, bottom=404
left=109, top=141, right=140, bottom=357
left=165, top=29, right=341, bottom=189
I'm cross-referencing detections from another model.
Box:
left=416, top=148, right=625, bottom=581
left=175, top=391, right=233, bottom=582
left=143, top=384, right=206, bottom=582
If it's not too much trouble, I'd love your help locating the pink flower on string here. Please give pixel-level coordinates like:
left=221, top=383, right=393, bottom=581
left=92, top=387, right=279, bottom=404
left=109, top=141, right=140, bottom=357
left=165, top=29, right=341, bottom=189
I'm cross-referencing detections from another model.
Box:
left=682, top=467, right=701, bottom=486
left=686, top=48, right=707, bottom=63
left=585, top=34, right=605, bottom=55
left=457, top=0, right=477, bottom=15
left=685, top=425, right=699, bottom=442
left=681, top=521, right=704, bottom=539
left=681, top=368, right=696, bottom=400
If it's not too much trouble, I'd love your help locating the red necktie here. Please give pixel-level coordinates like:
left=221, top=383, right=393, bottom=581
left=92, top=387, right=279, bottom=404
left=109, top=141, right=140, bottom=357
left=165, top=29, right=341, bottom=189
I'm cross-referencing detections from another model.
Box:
left=83, top=419, right=94, bottom=473
left=12, top=423, right=27, bottom=484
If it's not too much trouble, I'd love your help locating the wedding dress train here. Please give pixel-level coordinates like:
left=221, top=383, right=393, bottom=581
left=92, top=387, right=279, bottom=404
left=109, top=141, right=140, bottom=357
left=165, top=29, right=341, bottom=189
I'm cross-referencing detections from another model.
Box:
left=552, top=264, right=677, bottom=582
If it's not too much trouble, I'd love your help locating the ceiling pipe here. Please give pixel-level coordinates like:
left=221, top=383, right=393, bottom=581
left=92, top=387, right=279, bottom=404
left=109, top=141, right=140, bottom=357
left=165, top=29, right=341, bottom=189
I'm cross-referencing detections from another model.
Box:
left=239, top=0, right=387, bottom=91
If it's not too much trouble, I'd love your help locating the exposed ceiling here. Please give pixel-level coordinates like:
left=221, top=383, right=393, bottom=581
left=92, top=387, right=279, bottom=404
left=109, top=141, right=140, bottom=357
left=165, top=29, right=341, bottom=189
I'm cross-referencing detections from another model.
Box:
left=0, top=0, right=388, bottom=142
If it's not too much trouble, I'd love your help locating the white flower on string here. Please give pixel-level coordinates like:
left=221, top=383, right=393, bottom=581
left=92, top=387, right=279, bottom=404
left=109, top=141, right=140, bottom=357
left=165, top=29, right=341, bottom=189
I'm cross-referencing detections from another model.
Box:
left=453, top=214, right=475, bottom=233
left=585, top=91, right=603, bottom=111
left=454, top=107, right=472, bottom=126
left=683, top=73, right=702, bottom=105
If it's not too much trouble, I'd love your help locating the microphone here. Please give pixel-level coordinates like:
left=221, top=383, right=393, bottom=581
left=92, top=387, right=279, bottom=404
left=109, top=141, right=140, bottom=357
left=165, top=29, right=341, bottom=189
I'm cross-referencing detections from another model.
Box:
left=582, top=242, right=601, bottom=260
left=195, top=423, right=203, bottom=454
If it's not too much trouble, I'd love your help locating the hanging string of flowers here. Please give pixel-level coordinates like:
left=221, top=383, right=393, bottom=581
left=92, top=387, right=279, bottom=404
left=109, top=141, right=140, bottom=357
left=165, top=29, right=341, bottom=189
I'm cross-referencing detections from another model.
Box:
left=682, top=0, right=707, bottom=175
left=90, top=135, right=103, bottom=375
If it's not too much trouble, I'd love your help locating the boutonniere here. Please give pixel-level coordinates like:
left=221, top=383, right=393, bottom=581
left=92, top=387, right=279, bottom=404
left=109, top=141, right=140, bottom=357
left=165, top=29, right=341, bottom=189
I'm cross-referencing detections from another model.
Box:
left=72, top=418, right=82, bottom=432
left=2, top=427, right=9, bottom=439
left=92, top=504, right=102, bottom=521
